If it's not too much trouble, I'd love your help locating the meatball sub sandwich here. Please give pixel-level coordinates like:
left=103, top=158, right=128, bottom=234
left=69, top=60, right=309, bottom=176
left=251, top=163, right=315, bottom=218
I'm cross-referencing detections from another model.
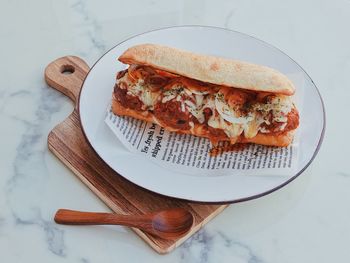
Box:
left=111, top=44, right=299, bottom=147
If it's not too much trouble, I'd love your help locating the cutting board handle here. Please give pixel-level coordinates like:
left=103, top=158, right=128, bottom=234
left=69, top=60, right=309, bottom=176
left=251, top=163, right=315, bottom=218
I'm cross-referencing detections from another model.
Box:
left=44, top=56, right=90, bottom=106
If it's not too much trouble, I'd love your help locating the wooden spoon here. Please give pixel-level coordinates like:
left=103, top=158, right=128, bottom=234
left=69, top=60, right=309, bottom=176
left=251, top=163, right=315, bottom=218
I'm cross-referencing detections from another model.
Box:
left=54, top=208, right=194, bottom=239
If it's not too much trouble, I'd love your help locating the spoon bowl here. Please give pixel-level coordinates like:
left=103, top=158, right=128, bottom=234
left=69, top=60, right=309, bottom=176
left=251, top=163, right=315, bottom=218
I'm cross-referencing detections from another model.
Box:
left=151, top=208, right=194, bottom=238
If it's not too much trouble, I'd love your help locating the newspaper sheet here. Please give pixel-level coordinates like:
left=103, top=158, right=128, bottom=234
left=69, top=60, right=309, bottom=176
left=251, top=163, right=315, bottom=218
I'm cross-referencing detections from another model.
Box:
left=105, top=108, right=298, bottom=177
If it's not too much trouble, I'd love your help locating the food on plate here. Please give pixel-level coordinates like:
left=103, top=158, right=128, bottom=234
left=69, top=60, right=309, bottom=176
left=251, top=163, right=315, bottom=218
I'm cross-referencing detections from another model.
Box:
left=111, top=44, right=299, bottom=147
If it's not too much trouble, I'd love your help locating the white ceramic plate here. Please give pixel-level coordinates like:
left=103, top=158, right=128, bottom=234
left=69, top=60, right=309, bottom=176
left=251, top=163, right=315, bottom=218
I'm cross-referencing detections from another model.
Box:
left=79, top=26, right=325, bottom=203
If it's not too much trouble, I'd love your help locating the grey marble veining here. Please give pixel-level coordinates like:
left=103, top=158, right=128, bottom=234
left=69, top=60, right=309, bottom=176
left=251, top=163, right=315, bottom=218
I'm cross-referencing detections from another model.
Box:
left=224, top=10, right=236, bottom=28
left=1, top=0, right=350, bottom=262
left=71, top=0, right=107, bottom=57
left=13, top=208, right=66, bottom=257
left=337, top=172, right=350, bottom=177
left=176, top=228, right=266, bottom=263
left=6, top=87, right=63, bottom=194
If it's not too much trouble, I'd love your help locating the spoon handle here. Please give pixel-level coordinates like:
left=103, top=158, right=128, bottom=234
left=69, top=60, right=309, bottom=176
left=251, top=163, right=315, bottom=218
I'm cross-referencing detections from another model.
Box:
left=54, top=209, right=150, bottom=228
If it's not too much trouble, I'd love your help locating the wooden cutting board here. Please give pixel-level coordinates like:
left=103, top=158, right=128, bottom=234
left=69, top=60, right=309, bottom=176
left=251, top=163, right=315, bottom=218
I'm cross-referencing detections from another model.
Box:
left=44, top=56, right=228, bottom=254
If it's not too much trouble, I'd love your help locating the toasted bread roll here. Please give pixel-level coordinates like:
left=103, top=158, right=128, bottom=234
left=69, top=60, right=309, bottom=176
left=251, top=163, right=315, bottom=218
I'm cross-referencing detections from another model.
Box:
left=119, top=44, right=295, bottom=95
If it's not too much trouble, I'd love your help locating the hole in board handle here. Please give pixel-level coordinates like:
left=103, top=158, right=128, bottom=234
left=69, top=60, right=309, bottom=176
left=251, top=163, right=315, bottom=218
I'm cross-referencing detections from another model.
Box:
left=61, top=64, right=75, bottom=75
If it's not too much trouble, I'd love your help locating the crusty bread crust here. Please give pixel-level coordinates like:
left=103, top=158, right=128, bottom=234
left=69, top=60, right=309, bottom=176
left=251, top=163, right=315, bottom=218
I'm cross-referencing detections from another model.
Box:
left=112, top=98, right=294, bottom=147
left=119, top=44, right=295, bottom=96
left=239, top=131, right=294, bottom=147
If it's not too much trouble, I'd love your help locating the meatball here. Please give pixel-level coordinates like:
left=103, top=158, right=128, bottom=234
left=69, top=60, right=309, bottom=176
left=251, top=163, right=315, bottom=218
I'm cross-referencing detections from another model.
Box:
left=114, top=84, right=143, bottom=111
left=154, top=100, right=191, bottom=130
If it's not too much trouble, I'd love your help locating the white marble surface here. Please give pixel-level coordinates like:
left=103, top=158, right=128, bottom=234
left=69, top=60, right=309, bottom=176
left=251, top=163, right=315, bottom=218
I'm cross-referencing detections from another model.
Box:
left=0, top=0, right=349, bottom=262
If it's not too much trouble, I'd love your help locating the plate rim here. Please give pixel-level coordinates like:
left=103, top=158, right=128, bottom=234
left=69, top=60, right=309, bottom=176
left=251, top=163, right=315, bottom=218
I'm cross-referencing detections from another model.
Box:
left=78, top=25, right=326, bottom=204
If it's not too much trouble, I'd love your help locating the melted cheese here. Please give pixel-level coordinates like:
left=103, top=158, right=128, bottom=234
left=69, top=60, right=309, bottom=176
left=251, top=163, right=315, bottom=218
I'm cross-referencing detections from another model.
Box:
left=253, top=95, right=292, bottom=124
left=215, top=92, right=253, bottom=125
left=117, top=69, right=294, bottom=139
left=271, top=96, right=292, bottom=114
left=162, top=93, right=176, bottom=103
left=243, top=120, right=259, bottom=138
left=202, top=96, right=216, bottom=109
left=225, top=124, right=243, bottom=141
left=164, top=85, right=209, bottom=124
left=187, top=95, right=215, bottom=125
left=140, top=89, right=159, bottom=107
left=125, top=80, right=142, bottom=97
left=208, top=93, right=293, bottom=139
left=195, top=94, right=204, bottom=107
left=188, top=89, right=210, bottom=95
left=123, top=79, right=159, bottom=109
left=208, top=113, right=243, bottom=139
left=273, top=114, right=288, bottom=123
left=260, top=127, right=269, bottom=133
left=279, top=122, right=288, bottom=131
left=185, top=100, right=205, bottom=123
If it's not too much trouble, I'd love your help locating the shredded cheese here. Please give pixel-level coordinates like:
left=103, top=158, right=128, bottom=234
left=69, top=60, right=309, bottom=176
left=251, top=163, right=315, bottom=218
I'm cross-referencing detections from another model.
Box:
left=116, top=71, right=294, bottom=140
left=215, top=92, right=254, bottom=125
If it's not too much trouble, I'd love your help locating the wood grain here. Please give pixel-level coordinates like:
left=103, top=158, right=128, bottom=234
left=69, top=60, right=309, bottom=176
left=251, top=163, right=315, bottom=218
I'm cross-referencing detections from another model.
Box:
left=54, top=208, right=194, bottom=239
left=45, top=56, right=227, bottom=254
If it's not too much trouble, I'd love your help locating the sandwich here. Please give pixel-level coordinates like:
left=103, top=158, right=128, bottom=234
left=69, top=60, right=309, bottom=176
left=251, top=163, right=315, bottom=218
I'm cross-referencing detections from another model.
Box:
left=111, top=44, right=299, bottom=147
